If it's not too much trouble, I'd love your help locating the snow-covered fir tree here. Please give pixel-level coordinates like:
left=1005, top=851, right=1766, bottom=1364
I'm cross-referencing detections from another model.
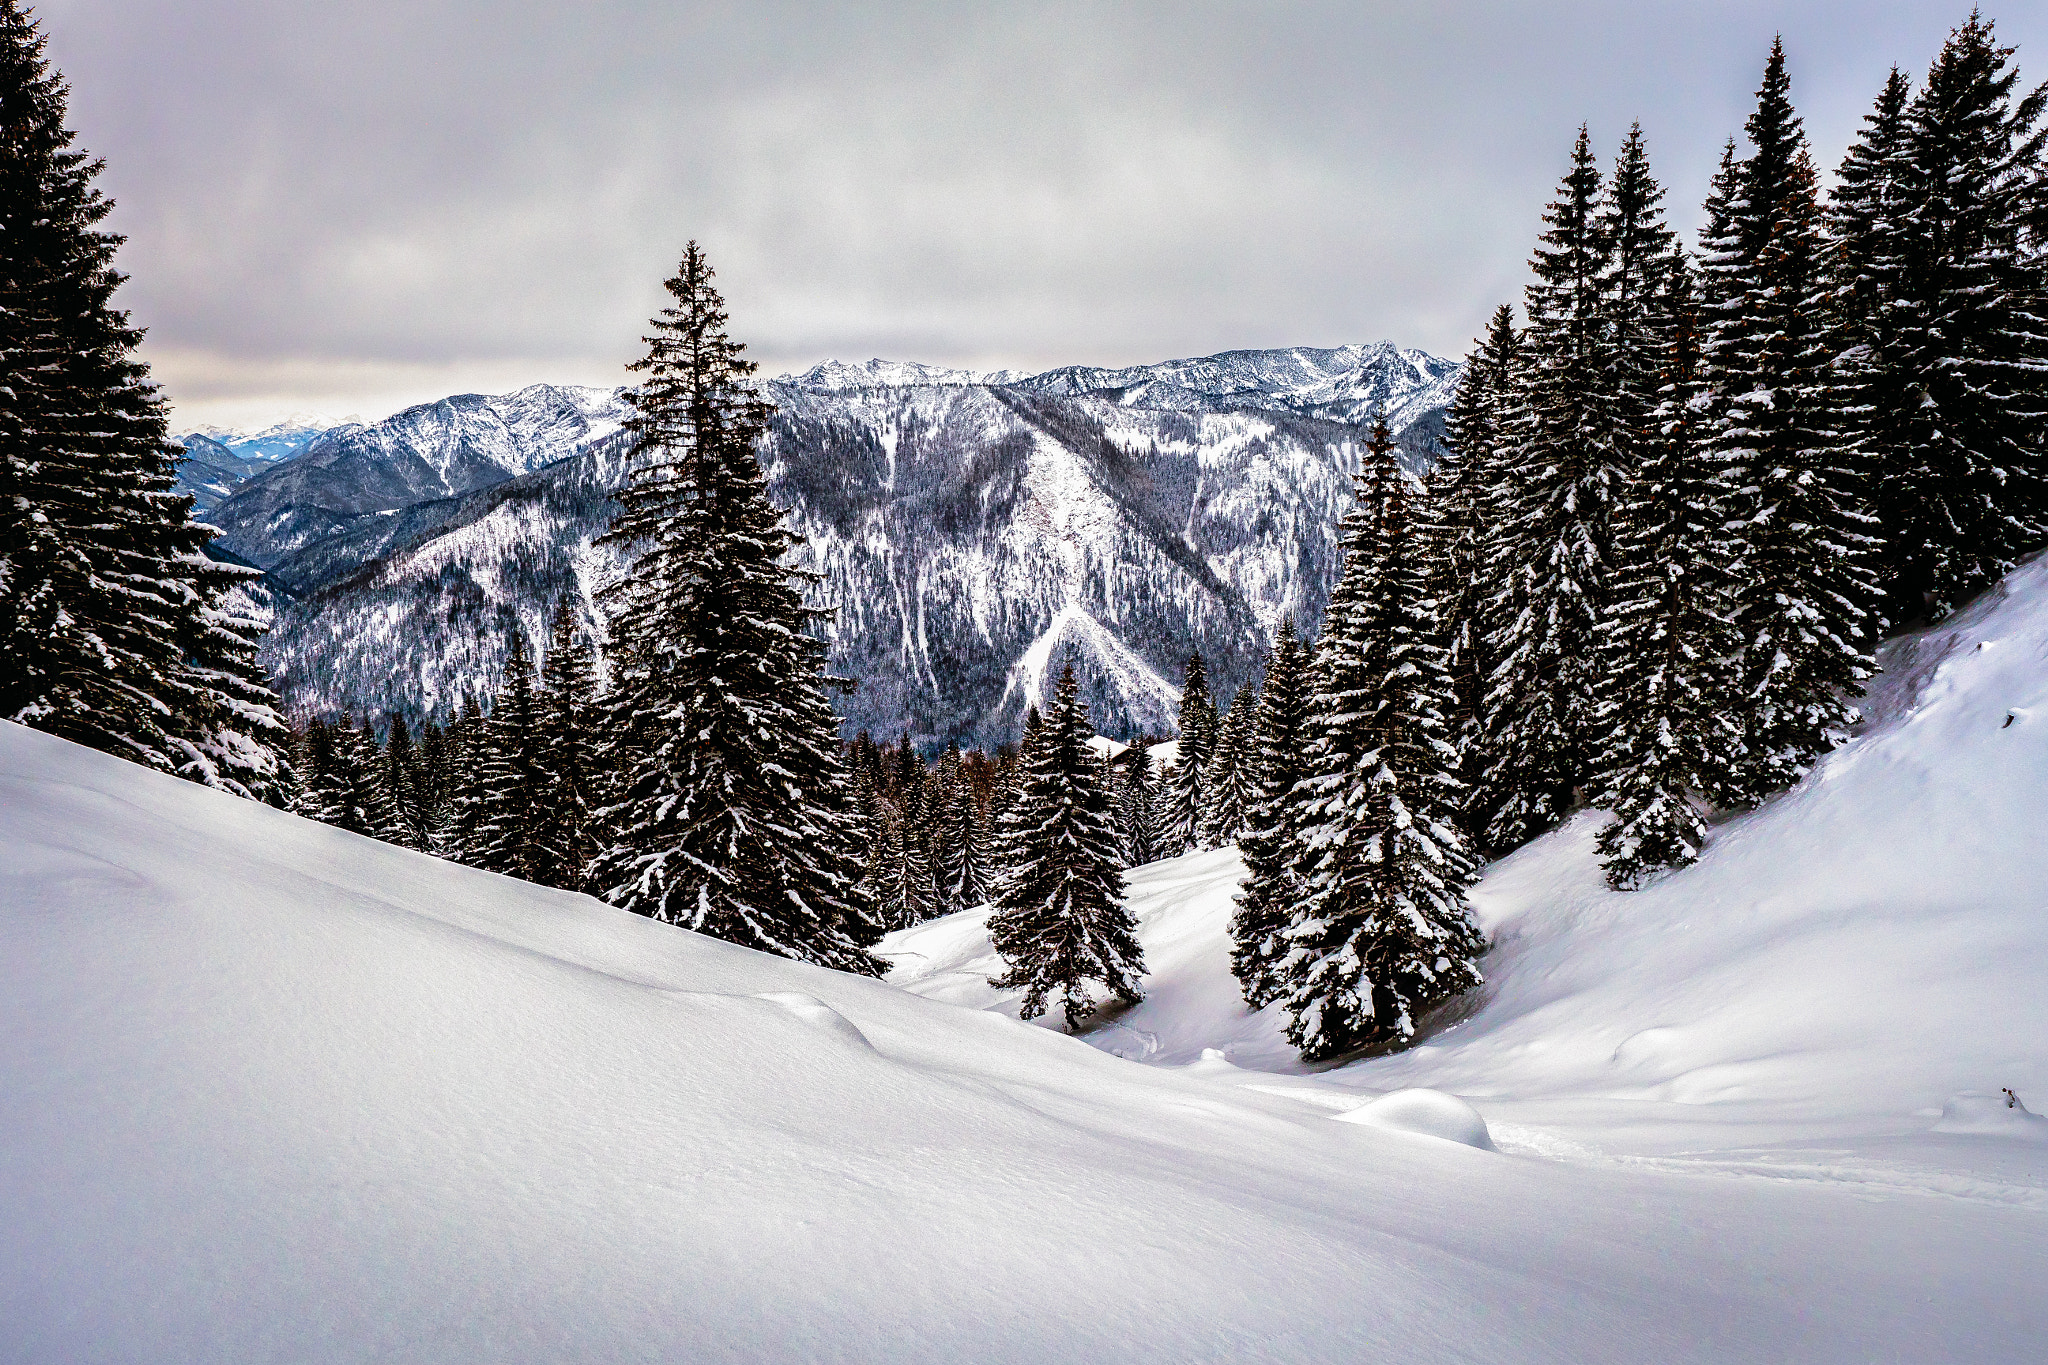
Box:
left=1432, top=305, right=1520, bottom=843
left=1228, top=618, right=1311, bottom=1009
left=531, top=599, right=604, bottom=893
left=1698, top=41, right=1880, bottom=800
left=591, top=243, right=881, bottom=973
left=1114, top=748, right=1159, bottom=868
left=1478, top=126, right=1626, bottom=850
left=927, top=743, right=966, bottom=915
left=1593, top=245, right=1746, bottom=887
left=382, top=716, right=432, bottom=852
left=0, top=1, right=286, bottom=801
left=475, top=632, right=549, bottom=879
left=1153, top=653, right=1215, bottom=857
left=1846, top=17, right=2048, bottom=621
left=442, top=698, right=494, bottom=864
left=1199, top=688, right=1256, bottom=846
left=1279, top=418, right=1485, bottom=1060
left=988, top=660, right=1147, bottom=1030
left=944, top=756, right=996, bottom=909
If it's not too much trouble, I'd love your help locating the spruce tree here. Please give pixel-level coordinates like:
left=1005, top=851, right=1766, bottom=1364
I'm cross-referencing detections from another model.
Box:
left=1699, top=40, right=1880, bottom=800
left=0, top=2, right=286, bottom=798
left=1857, top=17, right=2048, bottom=619
left=532, top=598, right=604, bottom=893
left=1433, top=304, right=1521, bottom=843
left=289, top=717, right=345, bottom=826
left=476, top=632, right=549, bottom=878
left=1479, top=126, right=1625, bottom=849
left=1114, top=748, right=1159, bottom=868
left=944, top=756, right=996, bottom=908
left=1594, top=248, right=1745, bottom=886
left=1228, top=619, right=1311, bottom=1008
left=442, top=697, right=494, bottom=864
left=592, top=243, right=880, bottom=973
left=1280, top=421, right=1485, bottom=1060
left=1153, top=653, right=1215, bottom=857
left=383, top=714, right=431, bottom=851
left=988, top=660, right=1147, bottom=1031
left=1199, top=688, right=1256, bottom=846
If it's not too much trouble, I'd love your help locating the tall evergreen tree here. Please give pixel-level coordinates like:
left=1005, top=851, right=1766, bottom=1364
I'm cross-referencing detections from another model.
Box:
left=532, top=598, right=604, bottom=893
left=1433, top=304, right=1521, bottom=842
left=476, top=631, right=549, bottom=878
left=1593, top=247, right=1745, bottom=886
left=442, top=697, right=494, bottom=864
left=1853, top=17, right=2048, bottom=619
left=944, top=753, right=996, bottom=909
left=1153, top=653, right=1215, bottom=857
left=1228, top=619, right=1311, bottom=1008
left=383, top=714, right=431, bottom=851
left=0, top=2, right=286, bottom=799
left=1279, top=421, right=1485, bottom=1060
left=592, top=243, right=880, bottom=973
left=1199, top=687, right=1256, bottom=846
left=1479, top=126, right=1625, bottom=849
left=988, top=661, right=1147, bottom=1031
left=1699, top=41, right=1880, bottom=799
left=1113, top=748, right=1159, bottom=868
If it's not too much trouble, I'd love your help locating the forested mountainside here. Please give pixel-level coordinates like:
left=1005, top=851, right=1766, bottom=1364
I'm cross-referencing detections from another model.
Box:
left=195, top=344, right=1456, bottom=747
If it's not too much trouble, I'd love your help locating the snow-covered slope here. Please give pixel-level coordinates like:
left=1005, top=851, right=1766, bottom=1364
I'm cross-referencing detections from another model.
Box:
left=252, top=346, right=1455, bottom=744
left=4, top=718, right=2043, bottom=1362
left=889, top=555, right=2048, bottom=1225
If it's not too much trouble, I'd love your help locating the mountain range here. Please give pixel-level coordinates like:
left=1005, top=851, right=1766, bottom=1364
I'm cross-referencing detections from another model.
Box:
left=180, top=342, right=1460, bottom=748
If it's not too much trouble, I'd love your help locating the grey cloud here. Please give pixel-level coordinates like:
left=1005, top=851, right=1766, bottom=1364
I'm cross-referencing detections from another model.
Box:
left=35, top=1, right=2043, bottom=427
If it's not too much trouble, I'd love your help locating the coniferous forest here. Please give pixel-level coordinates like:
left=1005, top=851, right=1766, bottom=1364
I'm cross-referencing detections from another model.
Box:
left=5, top=2, right=2046, bottom=1064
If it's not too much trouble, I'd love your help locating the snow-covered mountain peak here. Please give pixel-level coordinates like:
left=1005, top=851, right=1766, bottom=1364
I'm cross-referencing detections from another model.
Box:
left=780, top=358, right=1014, bottom=391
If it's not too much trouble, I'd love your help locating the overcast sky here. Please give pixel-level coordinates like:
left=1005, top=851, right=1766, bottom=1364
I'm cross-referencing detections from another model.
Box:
left=35, top=1, right=2047, bottom=431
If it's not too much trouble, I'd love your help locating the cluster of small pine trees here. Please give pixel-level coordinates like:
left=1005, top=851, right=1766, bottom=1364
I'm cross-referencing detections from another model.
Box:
left=1439, top=21, right=2047, bottom=890
left=290, top=599, right=605, bottom=888
left=0, top=2, right=288, bottom=801
left=848, top=731, right=1002, bottom=929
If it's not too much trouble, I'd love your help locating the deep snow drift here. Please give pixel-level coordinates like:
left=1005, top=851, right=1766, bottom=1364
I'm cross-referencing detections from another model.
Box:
left=5, top=565, right=2048, bottom=1361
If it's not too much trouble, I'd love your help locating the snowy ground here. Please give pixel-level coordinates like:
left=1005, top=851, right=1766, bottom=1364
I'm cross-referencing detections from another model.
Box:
left=5, top=564, right=2047, bottom=1360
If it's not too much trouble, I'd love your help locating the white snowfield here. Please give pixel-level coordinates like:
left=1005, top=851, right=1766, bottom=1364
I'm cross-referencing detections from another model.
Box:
left=5, top=563, right=2048, bottom=1361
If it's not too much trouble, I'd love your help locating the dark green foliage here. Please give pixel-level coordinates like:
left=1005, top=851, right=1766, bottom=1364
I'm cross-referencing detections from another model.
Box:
left=1280, top=419, right=1484, bottom=1060
left=591, top=243, right=880, bottom=972
left=1433, top=305, right=1520, bottom=845
left=989, top=661, right=1146, bottom=1030
left=1699, top=41, right=1880, bottom=800
left=1844, top=17, right=2048, bottom=620
left=1199, top=687, right=1256, bottom=846
left=0, top=1, right=286, bottom=798
left=383, top=716, right=432, bottom=851
left=1228, top=619, right=1311, bottom=1009
left=1479, top=127, right=1626, bottom=849
left=1113, top=747, right=1159, bottom=868
left=1154, top=652, right=1215, bottom=857
left=531, top=598, right=605, bottom=893
left=474, top=633, right=548, bottom=878
left=1594, top=249, right=1745, bottom=886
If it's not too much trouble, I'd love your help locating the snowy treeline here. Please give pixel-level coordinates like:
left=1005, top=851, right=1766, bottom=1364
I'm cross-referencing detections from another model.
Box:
left=1432, top=24, right=2048, bottom=890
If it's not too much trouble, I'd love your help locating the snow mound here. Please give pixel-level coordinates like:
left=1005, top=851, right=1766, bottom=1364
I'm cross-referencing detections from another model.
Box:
left=751, top=991, right=874, bottom=1048
left=46, top=719, right=2018, bottom=1362
left=1336, top=1090, right=1496, bottom=1150
left=1934, top=1091, right=2048, bottom=1140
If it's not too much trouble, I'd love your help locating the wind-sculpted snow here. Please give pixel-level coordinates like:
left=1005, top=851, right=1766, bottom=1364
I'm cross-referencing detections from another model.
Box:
left=232, top=347, right=1452, bottom=743
left=4, top=690, right=2044, bottom=1360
